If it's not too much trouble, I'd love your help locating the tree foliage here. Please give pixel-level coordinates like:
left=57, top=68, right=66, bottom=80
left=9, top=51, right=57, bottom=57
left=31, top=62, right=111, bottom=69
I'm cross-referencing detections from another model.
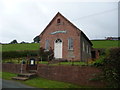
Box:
left=10, top=40, right=18, bottom=44
left=39, top=47, right=54, bottom=61
left=33, top=36, right=40, bottom=43
left=103, top=48, right=120, bottom=88
left=2, top=50, right=39, bottom=59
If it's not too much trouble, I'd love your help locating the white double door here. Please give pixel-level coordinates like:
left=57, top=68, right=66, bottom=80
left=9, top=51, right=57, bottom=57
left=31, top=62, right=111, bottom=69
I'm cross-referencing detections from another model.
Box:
left=54, top=39, right=62, bottom=59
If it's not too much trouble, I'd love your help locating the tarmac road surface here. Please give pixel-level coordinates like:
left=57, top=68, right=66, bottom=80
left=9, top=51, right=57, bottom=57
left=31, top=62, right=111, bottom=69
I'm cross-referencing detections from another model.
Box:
left=1, top=79, right=34, bottom=88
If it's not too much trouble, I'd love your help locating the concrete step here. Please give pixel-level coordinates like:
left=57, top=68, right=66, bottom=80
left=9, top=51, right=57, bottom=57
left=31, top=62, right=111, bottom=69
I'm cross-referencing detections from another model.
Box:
left=12, top=76, right=29, bottom=81
left=28, top=70, right=37, bottom=73
left=18, top=73, right=37, bottom=78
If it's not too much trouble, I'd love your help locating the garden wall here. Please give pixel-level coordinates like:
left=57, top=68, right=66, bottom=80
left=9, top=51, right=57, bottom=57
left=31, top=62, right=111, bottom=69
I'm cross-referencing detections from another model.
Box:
left=2, top=63, right=27, bottom=74
left=37, top=65, right=106, bottom=87
left=2, top=64, right=106, bottom=87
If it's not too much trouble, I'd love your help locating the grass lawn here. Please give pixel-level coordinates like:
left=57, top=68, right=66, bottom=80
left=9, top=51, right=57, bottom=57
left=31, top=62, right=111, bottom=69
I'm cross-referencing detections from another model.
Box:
left=91, top=40, right=119, bottom=48
left=39, top=61, right=87, bottom=66
left=3, top=58, right=88, bottom=66
left=2, top=40, right=120, bottom=52
left=2, top=58, right=23, bottom=64
left=2, top=43, right=39, bottom=52
left=1, top=72, right=89, bottom=88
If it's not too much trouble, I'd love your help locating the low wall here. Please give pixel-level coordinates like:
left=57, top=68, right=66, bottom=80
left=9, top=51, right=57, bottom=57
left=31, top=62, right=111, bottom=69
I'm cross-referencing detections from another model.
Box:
left=37, top=65, right=106, bottom=87
left=2, top=64, right=106, bottom=87
left=2, top=63, right=27, bottom=74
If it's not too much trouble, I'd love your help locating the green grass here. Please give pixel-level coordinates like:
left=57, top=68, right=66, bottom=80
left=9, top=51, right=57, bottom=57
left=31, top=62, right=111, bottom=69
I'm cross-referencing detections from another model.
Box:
left=91, top=40, right=119, bottom=48
left=2, top=58, right=24, bottom=64
left=2, top=72, right=17, bottom=80
left=38, top=61, right=88, bottom=66
left=1, top=40, right=119, bottom=52
left=1, top=72, right=88, bottom=88
left=23, top=77, right=83, bottom=88
left=3, top=59, right=87, bottom=66
left=60, top=61, right=86, bottom=65
left=2, top=43, right=39, bottom=52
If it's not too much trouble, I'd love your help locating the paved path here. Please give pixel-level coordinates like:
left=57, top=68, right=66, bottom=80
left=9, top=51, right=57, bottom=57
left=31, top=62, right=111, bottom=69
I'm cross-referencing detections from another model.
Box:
left=1, top=79, right=34, bottom=88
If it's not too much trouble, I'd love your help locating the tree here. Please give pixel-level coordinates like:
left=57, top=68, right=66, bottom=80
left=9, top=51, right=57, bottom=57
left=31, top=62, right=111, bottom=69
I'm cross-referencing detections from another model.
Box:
left=103, top=48, right=120, bottom=88
left=33, top=36, right=40, bottom=43
left=10, top=40, right=18, bottom=44
left=20, top=41, right=29, bottom=44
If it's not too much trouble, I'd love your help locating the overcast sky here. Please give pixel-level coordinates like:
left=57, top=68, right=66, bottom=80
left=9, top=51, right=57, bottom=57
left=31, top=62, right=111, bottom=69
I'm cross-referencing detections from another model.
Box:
left=0, top=0, right=118, bottom=43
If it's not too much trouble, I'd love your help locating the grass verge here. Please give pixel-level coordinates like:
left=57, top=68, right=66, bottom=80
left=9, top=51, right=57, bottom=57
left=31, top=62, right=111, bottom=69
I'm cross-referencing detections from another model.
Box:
left=1, top=72, right=90, bottom=88
left=39, top=61, right=87, bottom=66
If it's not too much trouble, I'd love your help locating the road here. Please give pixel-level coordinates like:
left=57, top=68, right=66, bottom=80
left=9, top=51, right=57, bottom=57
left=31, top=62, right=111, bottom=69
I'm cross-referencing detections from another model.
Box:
left=1, top=79, right=34, bottom=88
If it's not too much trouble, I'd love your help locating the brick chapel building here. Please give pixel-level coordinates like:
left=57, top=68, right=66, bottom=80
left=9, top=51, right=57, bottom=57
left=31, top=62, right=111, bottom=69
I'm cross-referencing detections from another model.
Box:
left=39, top=12, right=93, bottom=62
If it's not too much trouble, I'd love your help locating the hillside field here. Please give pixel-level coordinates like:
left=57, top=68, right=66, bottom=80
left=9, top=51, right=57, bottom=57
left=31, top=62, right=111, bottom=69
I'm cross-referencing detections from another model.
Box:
left=2, top=43, right=39, bottom=52
left=1, top=40, right=119, bottom=52
left=91, top=40, right=119, bottom=48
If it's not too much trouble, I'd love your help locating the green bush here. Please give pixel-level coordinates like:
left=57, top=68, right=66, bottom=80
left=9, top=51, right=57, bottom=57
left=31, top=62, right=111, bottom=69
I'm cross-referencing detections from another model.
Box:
left=39, top=47, right=54, bottom=61
left=97, top=48, right=106, bottom=55
left=103, top=48, right=120, bottom=88
left=2, top=47, right=54, bottom=61
left=92, top=56, right=104, bottom=67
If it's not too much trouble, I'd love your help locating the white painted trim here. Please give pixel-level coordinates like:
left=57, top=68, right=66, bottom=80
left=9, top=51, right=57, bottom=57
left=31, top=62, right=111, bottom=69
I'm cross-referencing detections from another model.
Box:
left=54, top=39, right=63, bottom=59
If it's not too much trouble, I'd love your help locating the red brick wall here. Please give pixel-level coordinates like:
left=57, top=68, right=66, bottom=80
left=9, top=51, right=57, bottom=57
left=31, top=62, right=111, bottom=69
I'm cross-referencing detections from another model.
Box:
left=37, top=64, right=106, bottom=87
left=40, top=14, right=81, bottom=61
left=2, top=63, right=106, bottom=87
left=2, top=64, right=27, bottom=74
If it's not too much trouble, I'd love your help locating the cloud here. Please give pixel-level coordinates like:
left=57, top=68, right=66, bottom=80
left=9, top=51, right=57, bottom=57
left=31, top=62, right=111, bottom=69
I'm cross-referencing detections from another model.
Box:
left=0, top=1, right=118, bottom=43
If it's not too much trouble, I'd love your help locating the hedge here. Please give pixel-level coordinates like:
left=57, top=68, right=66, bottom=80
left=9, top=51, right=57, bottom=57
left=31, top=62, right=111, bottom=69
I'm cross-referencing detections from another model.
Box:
left=2, top=48, right=54, bottom=61
left=2, top=50, right=39, bottom=59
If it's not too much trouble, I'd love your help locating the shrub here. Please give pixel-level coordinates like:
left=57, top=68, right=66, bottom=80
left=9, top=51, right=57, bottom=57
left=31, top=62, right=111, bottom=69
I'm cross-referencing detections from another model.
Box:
left=91, top=56, right=105, bottom=67
left=103, top=48, right=120, bottom=88
left=2, top=50, right=39, bottom=59
left=38, top=47, right=54, bottom=61
left=97, top=48, right=106, bottom=55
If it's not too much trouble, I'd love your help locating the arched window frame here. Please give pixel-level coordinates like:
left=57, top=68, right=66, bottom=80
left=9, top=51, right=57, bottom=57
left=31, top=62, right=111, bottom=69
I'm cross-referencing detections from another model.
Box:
left=55, top=39, right=62, bottom=43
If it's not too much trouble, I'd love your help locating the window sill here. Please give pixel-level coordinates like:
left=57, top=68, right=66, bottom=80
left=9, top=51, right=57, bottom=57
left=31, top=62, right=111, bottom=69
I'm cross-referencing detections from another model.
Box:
left=68, top=49, right=74, bottom=51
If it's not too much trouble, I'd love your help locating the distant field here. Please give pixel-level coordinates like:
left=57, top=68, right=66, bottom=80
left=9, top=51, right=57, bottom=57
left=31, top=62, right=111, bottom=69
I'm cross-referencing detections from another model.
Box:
left=2, top=43, right=39, bottom=52
left=91, top=40, right=119, bottom=48
left=1, top=40, right=119, bottom=52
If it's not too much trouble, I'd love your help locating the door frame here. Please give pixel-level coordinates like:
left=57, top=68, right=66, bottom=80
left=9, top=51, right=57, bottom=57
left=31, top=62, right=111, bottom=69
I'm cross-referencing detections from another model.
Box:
left=54, top=39, right=63, bottom=59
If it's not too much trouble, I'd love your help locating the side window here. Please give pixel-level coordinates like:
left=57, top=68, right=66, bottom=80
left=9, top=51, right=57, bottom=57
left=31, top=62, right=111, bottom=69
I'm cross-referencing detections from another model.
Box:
left=45, top=40, right=49, bottom=50
left=87, top=45, right=89, bottom=53
left=68, top=38, right=73, bottom=50
left=83, top=41, right=85, bottom=52
left=89, top=47, right=91, bottom=55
